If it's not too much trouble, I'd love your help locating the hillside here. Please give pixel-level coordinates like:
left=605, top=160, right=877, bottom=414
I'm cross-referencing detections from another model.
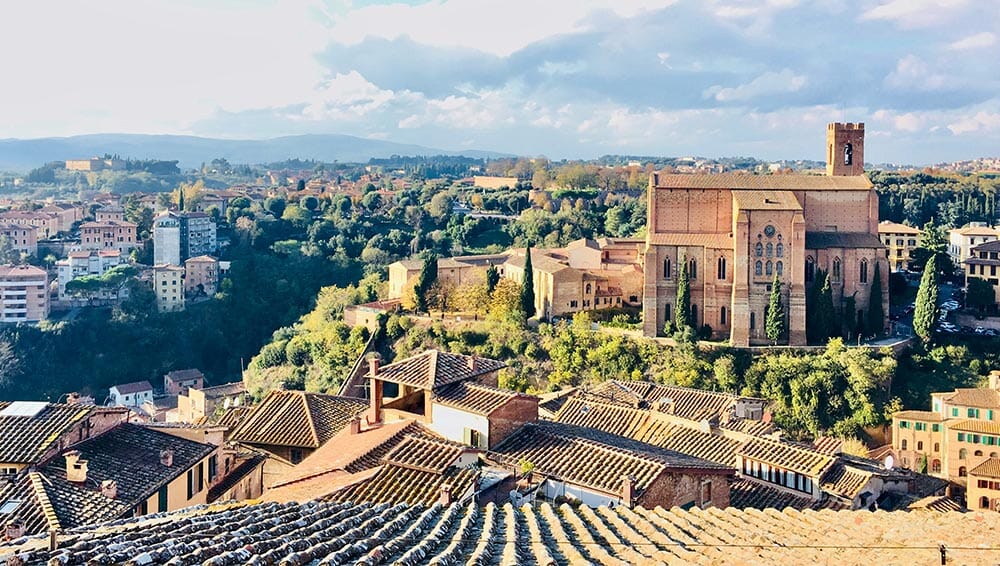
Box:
left=0, top=133, right=511, bottom=171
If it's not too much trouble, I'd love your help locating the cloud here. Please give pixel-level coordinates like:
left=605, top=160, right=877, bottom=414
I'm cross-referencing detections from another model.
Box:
left=704, top=69, right=808, bottom=102
left=948, top=31, right=997, bottom=50
left=883, top=55, right=951, bottom=91
left=949, top=112, right=1000, bottom=135
left=861, top=0, right=968, bottom=28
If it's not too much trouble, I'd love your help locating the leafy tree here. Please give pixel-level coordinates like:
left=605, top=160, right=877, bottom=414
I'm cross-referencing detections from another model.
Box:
left=913, top=254, right=939, bottom=343
left=867, top=261, right=884, bottom=336
left=967, top=277, right=995, bottom=314
left=485, top=263, right=500, bottom=294
left=265, top=197, right=286, bottom=218
left=766, top=274, right=784, bottom=345
left=674, top=253, right=691, bottom=331
left=910, top=221, right=954, bottom=274
left=489, top=278, right=524, bottom=323
left=296, top=179, right=306, bottom=191
left=301, top=195, right=319, bottom=212
left=520, top=247, right=536, bottom=319
left=455, top=281, right=490, bottom=318
left=0, top=236, right=22, bottom=265
left=414, top=253, right=438, bottom=313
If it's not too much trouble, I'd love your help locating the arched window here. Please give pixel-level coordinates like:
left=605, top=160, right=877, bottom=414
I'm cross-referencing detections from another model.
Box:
left=901, top=439, right=907, bottom=450
left=931, top=459, right=941, bottom=473
left=585, top=283, right=592, bottom=294
left=750, top=312, right=756, bottom=330
left=664, top=304, right=671, bottom=322
left=960, top=448, right=968, bottom=459
left=832, top=258, right=842, bottom=281
left=766, top=261, right=773, bottom=276
left=805, top=257, right=815, bottom=283
left=992, top=452, right=998, bottom=458
left=776, top=243, right=784, bottom=258
left=975, top=450, right=984, bottom=457
left=664, top=258, right=671, bottom=278
left=755, top=261, right=763, bottom=276
left=776, top=261, right=784, bottom=276
left=959, top=466, right=967, bottom=477
left=981, top=496, right=990, bottom=509
left=690, top=304, right=698, bottom=326
left=934, top=443, right=940, bottom=452
left=755, top=242, right=763, bottom=257
left=844, top=142, right=853, bottom=166
left=917, top=441, right=924, bottom=451
left=689, top=259, right=697, bottom=279
left=766, top=243, right=773, bottom=258
left=717, top=257, right=726, bottom=280
left=720, top=306, right=727, bottom=326
left=860, top=259, right=869, bottom=284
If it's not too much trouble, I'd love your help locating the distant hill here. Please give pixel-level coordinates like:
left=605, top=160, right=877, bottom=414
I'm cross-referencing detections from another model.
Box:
left=0, top=133, right=512, bottom=171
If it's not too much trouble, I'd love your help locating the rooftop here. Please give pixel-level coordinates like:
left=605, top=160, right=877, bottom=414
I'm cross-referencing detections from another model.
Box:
left=110, top=381, right=153, bottom=395
left=969, top=457, right=1000, bottom=479
left=375, top=350, right=506, bottom=390
left=652, top=171, right=874, bottom=191
left=878, top=221, right=921, bottom=235
left=738, top=436, right=835, bottom=478
left=805, top=231, right=885, bottom=250
left=229, top=390, right=366, bottom=449
left=5, top=500, right=997, bottom=565
left=432, top=381, right=532, bottom=416
left=939, top=387, right=1000, bottom=410
left=0, top=403, right=97, bottom=465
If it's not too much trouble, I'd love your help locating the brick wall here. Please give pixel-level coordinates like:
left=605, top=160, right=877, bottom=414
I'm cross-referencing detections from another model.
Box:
left=638, top=470, right=732, bottom=509
left=489, top=396, right=539, bottom=449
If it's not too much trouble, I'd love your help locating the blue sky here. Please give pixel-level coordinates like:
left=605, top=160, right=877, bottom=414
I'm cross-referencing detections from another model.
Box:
left=2, top=0, right=999, bottom=164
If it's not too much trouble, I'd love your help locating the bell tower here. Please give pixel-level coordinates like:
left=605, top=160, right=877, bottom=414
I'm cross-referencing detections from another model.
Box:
left=826, top=122, right=864, bottom=176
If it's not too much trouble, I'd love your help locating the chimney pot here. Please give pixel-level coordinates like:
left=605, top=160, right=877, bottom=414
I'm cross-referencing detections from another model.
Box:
left=160, top=448, right=174, bottom=467
left=100, top=479, right=117, bottom=499
left=438, top=483, right=453, bottom=506
left=367, top=352, right=381, bottom=377
left=64, top=450, right=88, bottom=483
left=621, top=475, right=636, bottom=508
left=349, top=416, right=362, bottom=435
left=5, top=520, right=24, bottom=541
left=468, top=355, right=477, bottom=372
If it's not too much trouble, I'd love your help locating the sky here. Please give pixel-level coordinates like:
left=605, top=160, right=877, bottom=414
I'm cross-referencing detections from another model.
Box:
left=1, top=0, right=999, bottom=164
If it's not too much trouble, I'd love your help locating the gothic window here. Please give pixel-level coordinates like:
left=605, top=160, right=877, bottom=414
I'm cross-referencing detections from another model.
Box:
left=664, top=258, right=671, bottom=278
left=776, top=261, right=784, bottom=276
left=776, top=243, right=784, bottom=258
left=844, top=142, right=853, bottom=166
left=766, top=261, right=773, bottom=276
left=805, top=257, right=815, bottom=283
left=691, top=304, right=698, bottom=326
left=689, top=258, right=697, bottom=279
left=832, top=258, right=842, bottom=281
left=755, top=242, right=763, bottom=257
left=766, top=243, right=773, bottom=258
left=585, top=283, right=592, bottom=294
left=860, top=259, right=868, bottom=284
left=665, top=304, right=671, bottom=322
left=720, top=306, right=727, bottom=326
left=717, top=257, right=726, bottom=280
left=750, top=311, right=756, bottom=329
left=755, top=261, right=763, bottom=276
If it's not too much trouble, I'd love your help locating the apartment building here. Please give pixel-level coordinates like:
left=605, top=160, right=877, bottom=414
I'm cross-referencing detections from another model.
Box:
left=0, top=264, right=49, bottom=323
left=154, top=211, right=217, bottom=266
left=184, top=255, right=219, bottom=298
left=949, top=223, right=1000, bottom=268
left=55, top=249, right=126, bottom=301
left=153, top=264, right=185, bottom=312
left=0, top=211, right=62, bottom=239
left=79, top=219, right=138, bottom=255
left=878, top=220, right=921, bottom=272
left=0, top=223, right=37, bottom=258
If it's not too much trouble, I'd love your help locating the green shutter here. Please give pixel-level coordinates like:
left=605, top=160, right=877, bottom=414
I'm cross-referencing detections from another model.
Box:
left=187, top=470, right=194, bottom=499
left=158, top=486, right=168, bottom=513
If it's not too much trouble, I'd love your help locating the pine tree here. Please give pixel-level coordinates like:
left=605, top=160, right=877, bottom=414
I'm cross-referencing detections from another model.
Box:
left=765, top=273, right=784, bottom=345
left=414, top=252, right=438, bottom=313
left=520, top=247, right=536, bottom=319
left=913, top=254, right=939, bottom=343
left=867, top=261, right=884, bottom=337
left=674, top=253, right=691, bottom=330
left=485, top=263, right=500, bottom=294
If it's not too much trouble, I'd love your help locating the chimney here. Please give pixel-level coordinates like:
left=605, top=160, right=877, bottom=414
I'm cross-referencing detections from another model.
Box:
left=468, top=354, right=478, bottom=372
left=367, top=352, right=381, bottom=378
left=367, top=377, right=384, bottom=426
left=438, top=483, right=453, bottom=506
left=65, top=451, right=88, bottom=483
left=100, top=479, right=117, bottom=499
left=5, top=521, right=24, bottom=541
left=621, top=475, right=636, bottom=508
left=990, top=370, right=1000, bottom=390
left=160, top=448, right=174, bottom=467
left=349, top=416, right=362, bottom=435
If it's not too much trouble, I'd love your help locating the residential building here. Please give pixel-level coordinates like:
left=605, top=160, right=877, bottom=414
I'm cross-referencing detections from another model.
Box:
left=892, top=371, right=1000, bottom=503
left=183, top=255, right=219, bottom=298
left=176, top=382, right=247, bottom=423
left=367, top=350, right=537, bottom=450
left=108, top=381, right=154, bottom=408
left=78, top=219, right=138, bottom=254
left=39, top=203, right=81, bottom=232
left=55, top=249, right=127, bottom=302
left=387, top=253, right=509, bottom=299
left=94, top=204, right=126, bottom=223
left=964, top=239, right=1000, bottom=308
left=878, top=220, right=921, bottom=272
left=949, top=223, right=1000, bottom=269
left=343, top=298, right=402, bottom=330
left=164, top=368, right=205, bottom=395
left=968, top=458, right=1000, bottom=511
left=0, top=223, right=37, bottom=258
left=490, top=421, right=733, bottom=509
left=153, top=264, right=185, bottom=312
left=0, top=210, right=61, bottom=238
left=0, top=264, right=49, bottom=323
left=229, top=390, right=367, bottom=485
left=153, top=211, right=217, bottom=266
left=642, top=123, right=889, bottom=345
left=472, top=175, right=519, bottom=189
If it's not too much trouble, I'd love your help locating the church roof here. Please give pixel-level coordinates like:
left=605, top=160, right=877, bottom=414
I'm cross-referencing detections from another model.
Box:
left=805, top=231, right=885, bottom=249
left=652, top=172, right=873, bottom=191
left=732, top=190, right=803, bottom=210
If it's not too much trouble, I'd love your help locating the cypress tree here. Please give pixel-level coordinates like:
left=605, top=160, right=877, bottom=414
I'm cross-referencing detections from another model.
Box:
left=867, top=261, right=884, bottom=337
left=520, top=247, right=536, bottom=318
left=765, top=273, right=784, bottom=345
left=816, top=270, right=836, bottom=341
left=674, top=253, right=691, bottom=330
left=178, top=187, right=185, bottom=212
left=414, top=252, right=438, bottom=313
left=485, top=263, right=500, bottom=294
left=913, top=254, right=939, bottom=343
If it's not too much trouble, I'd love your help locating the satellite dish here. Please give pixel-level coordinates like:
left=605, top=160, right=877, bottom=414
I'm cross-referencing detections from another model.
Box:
left=884, top=454, right=895, bottom=470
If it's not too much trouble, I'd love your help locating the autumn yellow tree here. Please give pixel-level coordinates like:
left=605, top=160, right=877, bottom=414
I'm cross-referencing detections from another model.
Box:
left=488, top=278, right=524, bottom=323
left=400, top=275, right=421, bottom=311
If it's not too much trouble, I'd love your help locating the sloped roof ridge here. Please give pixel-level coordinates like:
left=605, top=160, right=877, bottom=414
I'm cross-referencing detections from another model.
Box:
left=28, top=472, right=61, bottom=532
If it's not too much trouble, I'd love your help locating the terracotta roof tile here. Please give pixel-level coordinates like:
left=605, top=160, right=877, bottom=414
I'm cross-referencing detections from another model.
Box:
left=732, top=190, right=803, bottom=210
left=328, top=464, right=477, bottom=506
left=0, top=403, right=95, bottom=464
left=820, top=462, right=873, bottom=500
left=229, top=391, right=366, bottom=449
left=894, top=410, right=944, bottom=422
left=941, top=388, right=1000, bottom=409
left=382, top=435, right=470, bottom=473
left=652, top=172, right=873, bottom=190
left=907, top=495, right=965, bottom=512
left=110, top=381, right=153, bottom=394
left=739, top=437, right=835, bottom=478
left=969, top=457, right=1000, bottom=478
left=729, top=478, right=845, bottom=511
left=376, top=350, right=506, bottom=390
left=878, top=221, right=921, bottom=234
left=805, top=231, right=885, bottom=249
left=432, top=381, right=531, bottom=415
left=647, top=232, right=733, bottom=249
left=949, top=419, right=1000, bottom=435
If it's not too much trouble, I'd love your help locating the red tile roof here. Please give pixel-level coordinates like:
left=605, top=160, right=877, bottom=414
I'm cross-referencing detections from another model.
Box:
left=229, top=391, right=366, bottom=449
left=376, top=350, right=506, bottom=390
